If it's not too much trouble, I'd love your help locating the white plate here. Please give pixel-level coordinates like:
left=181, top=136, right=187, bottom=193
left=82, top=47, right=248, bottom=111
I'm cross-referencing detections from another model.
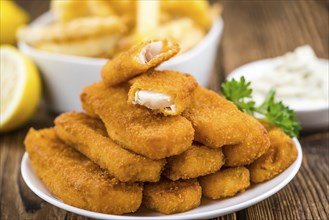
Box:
left=21, top=138, right=302, bottom=220
left=227, top=59, right=329, bottom=130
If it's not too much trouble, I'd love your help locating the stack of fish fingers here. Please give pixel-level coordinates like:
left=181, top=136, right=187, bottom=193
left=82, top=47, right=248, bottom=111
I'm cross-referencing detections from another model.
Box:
left=25, top=40, right=297, bottom=215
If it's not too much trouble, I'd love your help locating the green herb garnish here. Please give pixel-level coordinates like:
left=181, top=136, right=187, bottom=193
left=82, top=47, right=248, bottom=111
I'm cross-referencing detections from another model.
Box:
left=221, top=76, right=301, bottom=137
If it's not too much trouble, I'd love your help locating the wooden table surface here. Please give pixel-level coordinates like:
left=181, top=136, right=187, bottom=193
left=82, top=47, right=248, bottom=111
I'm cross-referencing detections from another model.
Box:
left=1, top=1, right=328, bottom=219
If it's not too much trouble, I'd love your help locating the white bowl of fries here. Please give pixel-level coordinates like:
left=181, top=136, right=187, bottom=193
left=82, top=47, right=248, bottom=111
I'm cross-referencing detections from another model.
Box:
left=17, top=1, right=223, bottom=113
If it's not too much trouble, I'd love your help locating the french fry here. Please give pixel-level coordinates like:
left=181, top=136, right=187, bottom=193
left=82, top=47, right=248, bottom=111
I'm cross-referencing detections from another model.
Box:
left=50, top=0, right=90, bottom=23
left=137, top=0, right=160, bottom=34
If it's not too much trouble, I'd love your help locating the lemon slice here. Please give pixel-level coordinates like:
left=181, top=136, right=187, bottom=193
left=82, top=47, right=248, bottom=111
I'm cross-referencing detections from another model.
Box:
left=0, top=46, right=41, bottom=132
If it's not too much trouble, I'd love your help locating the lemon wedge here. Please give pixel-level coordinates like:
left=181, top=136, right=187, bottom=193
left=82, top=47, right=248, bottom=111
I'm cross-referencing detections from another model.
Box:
left=0, top=46, right=41, bottom=132
left=0, top=1, right=29, bottom=44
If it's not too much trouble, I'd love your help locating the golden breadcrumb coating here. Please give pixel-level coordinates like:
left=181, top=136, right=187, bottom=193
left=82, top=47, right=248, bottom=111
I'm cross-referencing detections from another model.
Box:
left=164, top=143, right=224, bottom=180
left=101, top=39, right=179, bottom=86
left=183, top=86, right=270, bottom=166
left=80, top=82, right=194, bottom=159
left=24, top=128, right=142, bottom=215
left=128, top=70, right=197, bottom=115
left=55, top=112, right=166, bottom=182
left=248, top=126, right=298, bottom=183
left=199, top=167, right=250, bottom=200
left=143, top=178, right=202, bottom=214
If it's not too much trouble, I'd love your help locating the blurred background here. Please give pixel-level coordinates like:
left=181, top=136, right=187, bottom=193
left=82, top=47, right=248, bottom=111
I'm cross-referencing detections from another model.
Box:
left=13, top=0, right=328, bottom=62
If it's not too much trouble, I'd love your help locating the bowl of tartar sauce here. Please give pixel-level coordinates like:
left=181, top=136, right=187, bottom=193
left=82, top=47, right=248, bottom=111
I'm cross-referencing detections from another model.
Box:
left=227, top=45, right=329, bottom=131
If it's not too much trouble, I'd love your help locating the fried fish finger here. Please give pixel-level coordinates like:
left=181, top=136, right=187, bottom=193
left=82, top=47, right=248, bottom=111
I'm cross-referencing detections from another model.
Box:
left=55, top=112, right=166, bottom=182
left=81, top=82, right=194, bottom=159
left=183, top=86, right=270, bottom=166
left=199, top=167, right=250, bottom=200
left=24, top=128, right=142, bottom=215
left=164, top=144, right=224, bottom=180
left=248, top=126, right=298, bottom=183
left=101, top=39, right=179, bottom=86
left=143, top=178, right=201, bottom=214
left=128, top=70, right=197, bottom=115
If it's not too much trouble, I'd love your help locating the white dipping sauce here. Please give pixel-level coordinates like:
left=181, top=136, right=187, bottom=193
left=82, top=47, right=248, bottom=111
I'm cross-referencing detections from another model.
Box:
left=250, top=45, right=329, bottom=110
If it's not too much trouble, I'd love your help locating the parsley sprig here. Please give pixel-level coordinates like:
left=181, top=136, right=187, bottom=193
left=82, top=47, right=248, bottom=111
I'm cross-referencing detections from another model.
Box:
left=221, top=77, right=301, bottom=137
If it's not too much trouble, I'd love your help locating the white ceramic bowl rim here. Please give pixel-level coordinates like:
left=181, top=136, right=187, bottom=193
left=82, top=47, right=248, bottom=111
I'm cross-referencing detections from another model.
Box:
left=19, top=12, right=223, bottom=67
